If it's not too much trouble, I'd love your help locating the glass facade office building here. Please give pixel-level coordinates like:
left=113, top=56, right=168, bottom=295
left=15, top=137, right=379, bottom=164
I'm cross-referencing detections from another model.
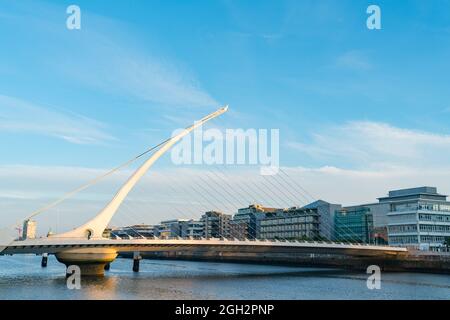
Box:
left=334, top=207, right=374, bottom=243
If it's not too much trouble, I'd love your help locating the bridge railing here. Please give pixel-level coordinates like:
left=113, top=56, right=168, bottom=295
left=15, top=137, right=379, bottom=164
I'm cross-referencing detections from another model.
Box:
left=102, top=234, right=390, bottom=247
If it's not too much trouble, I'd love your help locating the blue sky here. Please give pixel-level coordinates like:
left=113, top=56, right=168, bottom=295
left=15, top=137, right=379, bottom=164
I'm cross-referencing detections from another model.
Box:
left=1, top=0, right=450, bottom=232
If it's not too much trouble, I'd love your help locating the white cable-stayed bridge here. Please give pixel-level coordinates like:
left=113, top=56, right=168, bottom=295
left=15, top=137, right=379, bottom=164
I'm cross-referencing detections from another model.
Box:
left=0, top=106, right=410, bottom=276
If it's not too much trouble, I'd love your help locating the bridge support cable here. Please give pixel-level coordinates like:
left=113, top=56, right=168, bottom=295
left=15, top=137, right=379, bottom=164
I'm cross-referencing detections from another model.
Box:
left=152, top=168, right=270, bottom=243
left=276, top=168, right=365, bottom=244
left=200, top=169, right=267, bottom=239
left=159, top=169, right=237, bottom=240
left=125, top=173, right=210, bottom=236
left=204, top=168, right=293, bottom=242
left=153, top=171, right=234, bottom=239
left=215, top=165, right=312, bottom=243
left=190, top=166, right=292, bottom=243
left=23, top=138, right=173, bottom=222
left=110, top=167, right=233, bottom=242
left=106, top=176, right=204, bottom=242
left=0, top=135, right=173, bottom=252
left=203, top=168, right=272, bottom=241
left=246, top=166, right=360, bottom=244
left=6, top=106, right=227, bottom=244
left=251, top=172, right=324, bottom=241
left=262, top=173, right=341, bottom=243
left=106, top=157, right=361, bottom=247
left=214, top=164, right=363, bottom=245
left=51, top=106, right=229, bottom=240
left=276, top=168, right=364, bottom=244
left=112, top=167, right=238, bottom=244
left=211, top=167, right=291, bottom=212
left=1, top=107, right=229, bottom=276
left=187, top=165, right=296, bottom=241
left=107, top=202, right=150, bottom=240
left=261, top=171, right=356, bottom=243
left=193, top=169, right=280, bottom=241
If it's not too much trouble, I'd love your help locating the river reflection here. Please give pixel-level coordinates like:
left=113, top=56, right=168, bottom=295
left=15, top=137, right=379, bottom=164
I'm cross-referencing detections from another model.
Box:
left=0, top=255, right=449, bottom=300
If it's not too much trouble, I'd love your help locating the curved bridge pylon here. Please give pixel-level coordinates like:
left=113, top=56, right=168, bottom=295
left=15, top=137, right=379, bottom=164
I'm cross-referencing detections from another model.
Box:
left=50, top=105, right=229, bottom=240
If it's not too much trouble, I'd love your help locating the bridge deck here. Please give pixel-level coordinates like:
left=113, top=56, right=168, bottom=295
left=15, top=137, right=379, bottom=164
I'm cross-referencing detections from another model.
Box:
left=2, top=238, right=408, bottom=257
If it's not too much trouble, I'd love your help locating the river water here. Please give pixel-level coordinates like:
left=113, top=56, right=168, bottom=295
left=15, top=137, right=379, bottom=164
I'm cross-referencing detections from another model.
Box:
left=0, top=255, right=449, bottom=300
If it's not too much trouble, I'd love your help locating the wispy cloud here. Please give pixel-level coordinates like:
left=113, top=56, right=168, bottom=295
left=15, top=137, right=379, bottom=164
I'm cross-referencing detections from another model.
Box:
left=0, top=95, right=114, bottom=144
left=62, top=46, right=219, bottom=109
left=19, top=2, right=217, bottom=109
left=2, top=163, right=450, bottom=234
left=287, top=121, right=450, bottom=169
left=117, top=56, right=218, bottom=108
left=335, top=51, right=373, bottom=71
left=1, top=1, right=218, bottom=110
left=282, top=165, right=450, bottom=206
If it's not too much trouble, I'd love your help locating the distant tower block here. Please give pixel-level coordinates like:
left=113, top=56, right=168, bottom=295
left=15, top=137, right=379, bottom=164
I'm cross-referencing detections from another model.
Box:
left=22, top=219, right=37, bottom=240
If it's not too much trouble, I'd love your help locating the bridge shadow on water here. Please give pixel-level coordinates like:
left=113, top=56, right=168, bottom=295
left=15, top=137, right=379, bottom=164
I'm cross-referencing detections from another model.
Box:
left=110, top=258, right=450, bottom=290
left=1, top=255, right=450, bottom=300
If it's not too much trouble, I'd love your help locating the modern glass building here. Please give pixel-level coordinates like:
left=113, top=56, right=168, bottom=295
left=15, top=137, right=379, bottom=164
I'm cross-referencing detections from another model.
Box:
left=334, top=207, right=374, bottom=243
left=381, top=187, right=450, bottom=251
left=338, top=203, right=390, bottom=244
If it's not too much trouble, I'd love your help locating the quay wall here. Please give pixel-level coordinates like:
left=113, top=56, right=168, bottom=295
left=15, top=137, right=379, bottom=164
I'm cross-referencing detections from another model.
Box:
left=119, top=251, right=450, bottom=274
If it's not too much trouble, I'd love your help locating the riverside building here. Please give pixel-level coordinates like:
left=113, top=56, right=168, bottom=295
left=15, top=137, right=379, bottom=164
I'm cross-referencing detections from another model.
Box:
left=231, top=204, right=279, bottom=240
left=200, top=211, right=231, bottom=239
left=259, top=206, right=320, bottom=240
left=111, top=224, right=156, bottom=239
left=184, top=220, right=204, bottom=238
left=258, top=200, right=341, bottom=241
left=335, top=202, right=390, bottom=244
left=22, top=219, right=37, bottom=240
left=334, top=207, right=374, bottom=243
left=381, top=187, right=450, bottom=251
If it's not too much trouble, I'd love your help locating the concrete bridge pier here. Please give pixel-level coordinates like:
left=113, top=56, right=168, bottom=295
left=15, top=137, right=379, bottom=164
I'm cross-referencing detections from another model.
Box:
left=41, top=253, right=48, bottom=267
left=133, top=251, right=141, bottom=272
left=55, top=248, right=118, bottom=276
